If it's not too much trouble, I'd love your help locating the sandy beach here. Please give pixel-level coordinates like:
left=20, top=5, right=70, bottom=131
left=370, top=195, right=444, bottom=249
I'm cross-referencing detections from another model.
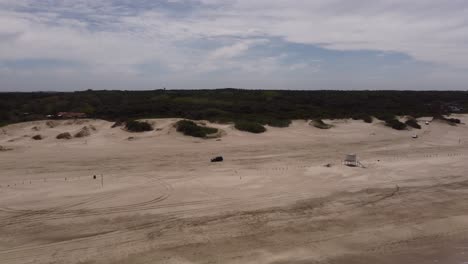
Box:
left=1, top=116, right=467, bottom=264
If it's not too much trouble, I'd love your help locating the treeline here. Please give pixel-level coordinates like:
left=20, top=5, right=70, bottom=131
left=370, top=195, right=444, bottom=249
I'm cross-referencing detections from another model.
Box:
left=0, top=89, right=467, bottom=126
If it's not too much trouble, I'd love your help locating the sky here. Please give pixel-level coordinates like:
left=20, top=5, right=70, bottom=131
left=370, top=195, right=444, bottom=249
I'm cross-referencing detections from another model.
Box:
left=0, top=0, right=467, bottom=91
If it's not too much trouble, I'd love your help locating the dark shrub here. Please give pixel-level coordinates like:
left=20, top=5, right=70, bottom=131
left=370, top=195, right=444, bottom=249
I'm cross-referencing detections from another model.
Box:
left=447, top=118, right=461, bottom=124
left=176, top=120, right=218, bottom=138
left=234, top=121, right=266, bottom=133
left=311, top=119, right=332, bottom=129
left=46, top=121, right=58, bottom=128
left=74, top=127, right=91, bottom=138
left=203, top=108, right=228, bottom=117
left=405, top=118, right=421, bottom=129
left=1, top=90, right=468, bottom=127
left=375, top=114, right=396, bottom=121
left=265, top=119, right=291, bottom=128
left=433, top=115, right=461, bottom=125
left=56, top=132, right=72, bottom=139
left=352, top=114, right=373, bottom=123
left=385, top=119, right=407, bottom=130
left=362, top=115, right=373, bottom=123
left=125, top=120, right=153, bottom=132
left=32, top=134, right=43, bottom=140
left=111, top=121, right=123, bottom=128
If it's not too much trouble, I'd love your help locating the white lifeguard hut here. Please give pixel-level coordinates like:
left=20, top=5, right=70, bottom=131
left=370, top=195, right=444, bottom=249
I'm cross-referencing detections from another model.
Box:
left=343, top=153, right=362, bottom=167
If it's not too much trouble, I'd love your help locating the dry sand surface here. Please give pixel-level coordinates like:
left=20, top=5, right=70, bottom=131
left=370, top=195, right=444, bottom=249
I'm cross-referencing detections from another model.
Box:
left=1, top=116, right=468, bottom=264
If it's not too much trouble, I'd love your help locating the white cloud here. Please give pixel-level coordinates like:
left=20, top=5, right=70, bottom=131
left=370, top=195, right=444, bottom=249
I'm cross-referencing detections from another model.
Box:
left=192, top=0, right=468, bottom=68
left=210, top=39, right=269, bottom=59
left=0, top=0, right=467, bottom=90
left=2, top=1, right=468, bottom=67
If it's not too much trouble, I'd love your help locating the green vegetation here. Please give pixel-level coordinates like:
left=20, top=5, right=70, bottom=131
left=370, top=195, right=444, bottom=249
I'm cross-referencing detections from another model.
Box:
left=311, top=119, right=332, bottom=129
left=32, top=135, right=43, bottom=140
left=405, top=118, right=421, bottom=129
left=264, top=119, right=291, bottom=128
left=125, top=120, right=153, bottom=132
left=433, top=115, right=461, bottom=125
left=234, top=121, right=266, bottom=133
left=175, top=120, right=218, bottom=138
left=447, top=118, right=461, bottom=124
left=362, top=115, right=373, bottom=123
left=385, top=119, right=407, bottom=130
left=352, top=114, right=373, bottom=123
left=74, top=127, right=91, bottom=138
left=0, top=90, right=466, bottom=131
left=111, top=121, right=123, bottom=128
left=56, top=132, right=72, bottom=139
left=375, top=113, right=397, bottom=122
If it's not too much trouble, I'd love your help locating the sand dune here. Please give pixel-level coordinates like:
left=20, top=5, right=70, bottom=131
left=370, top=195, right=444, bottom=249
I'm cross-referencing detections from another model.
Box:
left=0, top=115, right=467, bottom=264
